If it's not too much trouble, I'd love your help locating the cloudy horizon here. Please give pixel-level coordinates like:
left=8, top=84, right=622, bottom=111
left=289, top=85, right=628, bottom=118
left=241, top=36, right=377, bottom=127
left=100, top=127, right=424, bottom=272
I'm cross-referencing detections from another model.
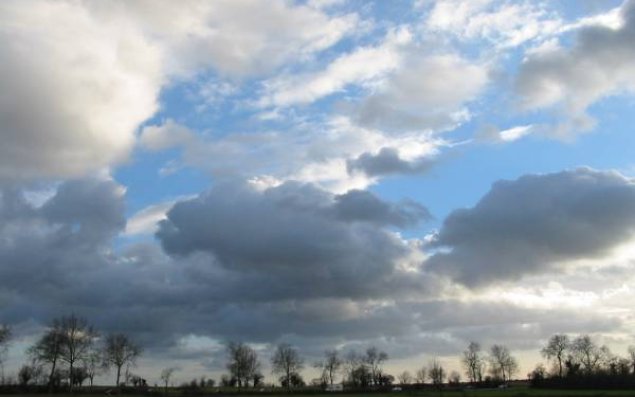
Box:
left=2, top=0, right=635, bottom=386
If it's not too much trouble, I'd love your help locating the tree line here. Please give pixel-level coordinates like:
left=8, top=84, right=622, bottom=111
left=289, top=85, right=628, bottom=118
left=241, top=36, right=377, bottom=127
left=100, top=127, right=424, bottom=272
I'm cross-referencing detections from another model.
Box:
left=0, top=315, right=141, bottom=392
left=197, top=336, right=635, bottom=391
left=217, top=342, right=510, bottom=390
left=3, top=317, right=635, bottom=392
left=530, top=334, right=635, bottom=389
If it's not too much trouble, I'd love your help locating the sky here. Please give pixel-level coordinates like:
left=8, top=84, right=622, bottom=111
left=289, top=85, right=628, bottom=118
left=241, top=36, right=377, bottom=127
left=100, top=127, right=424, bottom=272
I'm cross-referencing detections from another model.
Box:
left=2, top=0, right=635, bottom=386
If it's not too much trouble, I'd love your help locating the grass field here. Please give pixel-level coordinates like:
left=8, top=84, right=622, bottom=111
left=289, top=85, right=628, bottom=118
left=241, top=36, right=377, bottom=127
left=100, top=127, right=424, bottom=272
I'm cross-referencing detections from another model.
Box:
left=219, top=391, right=635, bottom=397
left=287, top=391, right=635, bottom=397
left=8, top=389, right=635, bottom=397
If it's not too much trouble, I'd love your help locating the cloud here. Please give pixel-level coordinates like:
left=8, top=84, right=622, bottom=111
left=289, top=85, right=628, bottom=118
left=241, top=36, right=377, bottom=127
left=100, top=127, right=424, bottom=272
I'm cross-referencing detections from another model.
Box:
left=0, top=175, right=632, bottom=379
left=426, top=168, right=635, bottom=286
left=515, top=0, right=635, bottom=138
left=476, top=124, right=534, bottom=143
left=125, top=200, right=185, bottom=237
left=347, top=147, right=437, bottom=177
left=354, top=53, right=488, bottom=133
left=0, top=0, right=162, bottom=180
left=40, top=179, right=126, bottom=244
left=156, top=181, right=426, bottom=294
left=0, top=178, right=127, bottom=317
left=5, top=0, right=635, bottom=382
left=0, top=0, right=357, bottom=180
left=259, top=27, right=411, bottom=107
left=0, top=178, right=432, bottom=344
left=330, top=189, right=431, bottom=228
left=125, top=186, right=430, bottom=240
left=139, top=121, right=197, bottom=152
left=114, top=0, right=359, bottom=78
left=424, top=0, right=563, bottom=48
left=140, top=117, right=446, bottom=192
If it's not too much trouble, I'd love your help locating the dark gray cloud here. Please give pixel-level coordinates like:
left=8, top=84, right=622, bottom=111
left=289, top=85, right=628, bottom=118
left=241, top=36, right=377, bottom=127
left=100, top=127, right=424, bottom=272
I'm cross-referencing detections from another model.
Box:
left=156, top=181, right=437, bottom=304
left=0, top=172, right=630, bottom=375
left=0, top=178, right=124, bottom=288
left=158, top=182, right=421, bottom=273
left=41, top=179, right=126, bottom=244
left=0, top=179, right=435, bottom=348
left=248, top=297, right=618, bottom=357
left=426, top=168, right=635, bottom=286
left=331, top=189, right=431, bottom=227
left=347, top=147, right=436, bottom=177
left=515, top=0, right=635, bottom=138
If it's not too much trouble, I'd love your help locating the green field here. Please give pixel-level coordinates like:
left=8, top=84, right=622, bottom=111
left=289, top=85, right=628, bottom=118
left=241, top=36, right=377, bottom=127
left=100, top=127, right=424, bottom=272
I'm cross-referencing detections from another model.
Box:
left=224, top=391, right=635, bottom=397
left=9, top=390, right=635, bottom=397
left=297, top=391, right=635, bottom=397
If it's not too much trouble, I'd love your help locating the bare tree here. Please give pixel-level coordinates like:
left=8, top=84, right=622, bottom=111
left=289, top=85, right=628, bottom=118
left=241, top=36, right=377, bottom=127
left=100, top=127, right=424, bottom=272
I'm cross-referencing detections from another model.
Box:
left=541, top=334, right=569, bottom=377
left=0, top=325, right=11, bottom=384
left=226, top=341, right=261, bottom=388
left=488, top=345, right=518, bottom=382
left=415, top=367, right=427, bottom=384
left=343, top=350, right=363, bottom=386
left=461, top=341, right=484, bottom=383
left=18, top=360, right=43, bottom=387
left=364, top=346, right=388, bottom=386
left=570, top=335, right=610, bottom=375
left=58, top=315, right=97, bottom=393
left=397, top=370, right=412, bottom=385
left=71, top=366, right=89, bottom=387
left=606, top=355, right=630, bottom=376
left=314, top=349, right=342, bottom=386
left=628, top=345, right=635, bottom=374
left=104, top=333, right=142, bottom=390
left=28, top=320, right=64, bottom=390
left=529, top=363, right=547, bottom=381
left=82, top=350, right=102, bottom=388
left=448, top=371, right=461, bottom=385
left=160, top=367, right=176, bottom=395
left=428, top=359, right=445, bottom=387
left=271, top=343, right=304, bottom=390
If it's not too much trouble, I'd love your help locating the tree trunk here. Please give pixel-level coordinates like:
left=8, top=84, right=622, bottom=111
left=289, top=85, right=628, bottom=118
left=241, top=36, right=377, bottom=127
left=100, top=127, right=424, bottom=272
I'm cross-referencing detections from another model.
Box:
left=69, top=361, right=74, bottom=394
left=287, top=368, right=291, bottom=391
left=116, top=365, right=122, bottom=393
left=48, top=358, right=57, bottom=392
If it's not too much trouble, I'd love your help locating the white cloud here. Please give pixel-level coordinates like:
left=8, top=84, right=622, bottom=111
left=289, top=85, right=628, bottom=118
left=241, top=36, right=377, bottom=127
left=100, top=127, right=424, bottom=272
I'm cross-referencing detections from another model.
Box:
left=478, top=124, right=534, bottom=143
left=425, top=0, right=563, bottom=48
left=558, top=4, right=624, bottom=33
left=0, top=0, right=163, bottom=180
left=100, top=0, right=359, bottom=78
left=0, top=0, right=358, bottom=180
left=259, top=27, right=412, bottom=107
left=125, top=200, right=182, bottom=237
left=139, top=120, right=197, bottom=151
left=482, top=282, right=599, bottom=310
left=139, top=116, right=446, bottom=192
left=515, top=0, right=635, bottom=139
left=307, top=0, right=347, bottom=10
left=355, top=53, right=489, bottom=133
left=499, top=125, right=533, bottom=141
